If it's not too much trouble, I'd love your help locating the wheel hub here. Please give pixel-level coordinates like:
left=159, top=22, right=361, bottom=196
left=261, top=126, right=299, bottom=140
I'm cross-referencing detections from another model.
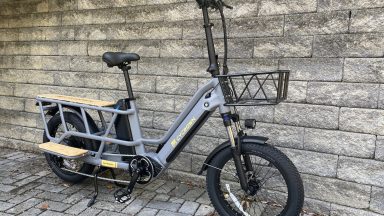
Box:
left=246, top=172, right=260, bottom=196
left=247, top=179, right=260, bottom=196
left=58, top=138, right=82, bottom=171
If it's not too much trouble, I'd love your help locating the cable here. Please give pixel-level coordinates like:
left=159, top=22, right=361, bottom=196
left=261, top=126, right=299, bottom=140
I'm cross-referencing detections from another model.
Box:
left=196, top=0, right=232, bottom=75
left=217, top=1, right=229, bottom=75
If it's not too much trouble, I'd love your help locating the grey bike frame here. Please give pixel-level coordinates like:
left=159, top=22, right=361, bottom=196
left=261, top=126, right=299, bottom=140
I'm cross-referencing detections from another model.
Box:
left=37, top=77, right=231, bottom=172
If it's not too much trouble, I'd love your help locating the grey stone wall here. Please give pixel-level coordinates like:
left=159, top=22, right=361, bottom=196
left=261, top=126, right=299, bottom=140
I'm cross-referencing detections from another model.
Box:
left=0, top=0, right=383, bottom=215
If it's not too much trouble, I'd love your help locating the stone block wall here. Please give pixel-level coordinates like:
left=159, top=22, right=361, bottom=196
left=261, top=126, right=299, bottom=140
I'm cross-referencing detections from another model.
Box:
left=0, top=0, right=383, bottom=215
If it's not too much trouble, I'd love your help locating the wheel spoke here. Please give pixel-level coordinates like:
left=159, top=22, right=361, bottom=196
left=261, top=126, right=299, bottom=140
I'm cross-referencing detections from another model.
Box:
left=49, top=117, right=87, bottom=174
left=213, top=146, right=294, bottom=216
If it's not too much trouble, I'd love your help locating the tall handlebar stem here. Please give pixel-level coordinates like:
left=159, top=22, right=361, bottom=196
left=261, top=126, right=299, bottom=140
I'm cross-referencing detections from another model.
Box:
left=197, top=0, right=232, bottom=76
left=202, top=6, right=219, bottom=76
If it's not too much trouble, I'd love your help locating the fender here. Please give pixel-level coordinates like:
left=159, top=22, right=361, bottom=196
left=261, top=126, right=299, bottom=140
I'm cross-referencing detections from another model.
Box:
left=197, top=136, right=269, bottom=175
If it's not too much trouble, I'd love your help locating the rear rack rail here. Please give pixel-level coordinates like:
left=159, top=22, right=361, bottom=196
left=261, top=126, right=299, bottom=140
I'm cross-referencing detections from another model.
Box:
left=36, top=95, right=142, bottom=155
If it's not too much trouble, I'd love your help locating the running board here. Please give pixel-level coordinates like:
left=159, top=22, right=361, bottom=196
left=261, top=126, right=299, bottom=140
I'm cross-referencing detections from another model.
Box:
left=39, top=142, right=89, bottom=159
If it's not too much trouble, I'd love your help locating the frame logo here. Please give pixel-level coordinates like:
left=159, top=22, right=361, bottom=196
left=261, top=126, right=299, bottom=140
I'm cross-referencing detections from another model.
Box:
left=171, top=117, right=197, bottom=148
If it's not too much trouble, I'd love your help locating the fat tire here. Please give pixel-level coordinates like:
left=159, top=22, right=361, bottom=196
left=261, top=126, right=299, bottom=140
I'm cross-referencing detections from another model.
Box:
left=43, top=112, right=95, bottom=183
left=206, top=143, right=304, bottom=216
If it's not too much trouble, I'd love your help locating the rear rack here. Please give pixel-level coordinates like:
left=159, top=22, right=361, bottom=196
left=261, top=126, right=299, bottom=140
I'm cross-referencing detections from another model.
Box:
left=217, top=70, right=290, bottom=106
left=36, top=95, right=142, bottom=151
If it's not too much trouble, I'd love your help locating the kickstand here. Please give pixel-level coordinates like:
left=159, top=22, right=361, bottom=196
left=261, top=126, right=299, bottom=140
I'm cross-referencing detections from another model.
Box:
left=87, top=167, right=102, bottom=207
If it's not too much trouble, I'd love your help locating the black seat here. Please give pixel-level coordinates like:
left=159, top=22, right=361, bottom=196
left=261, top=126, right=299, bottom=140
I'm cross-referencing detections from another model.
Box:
left=102, top=52, right=140, bottom=67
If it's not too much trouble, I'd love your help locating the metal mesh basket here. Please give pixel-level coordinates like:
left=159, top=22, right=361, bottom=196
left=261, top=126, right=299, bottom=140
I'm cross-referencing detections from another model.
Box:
left=218, top=70, right=290, bottom=106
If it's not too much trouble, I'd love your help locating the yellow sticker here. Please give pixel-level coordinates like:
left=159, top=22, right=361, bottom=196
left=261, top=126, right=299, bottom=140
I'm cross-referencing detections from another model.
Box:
left=171, top=117, right=197, bottom=148
left=171, top=139, right=178, bottom=147
left=101, top=160, right=117, bottom=168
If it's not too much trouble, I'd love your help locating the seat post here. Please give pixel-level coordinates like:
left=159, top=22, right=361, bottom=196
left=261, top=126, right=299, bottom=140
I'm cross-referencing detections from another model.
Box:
left=120, top=63, right=134, bottom=99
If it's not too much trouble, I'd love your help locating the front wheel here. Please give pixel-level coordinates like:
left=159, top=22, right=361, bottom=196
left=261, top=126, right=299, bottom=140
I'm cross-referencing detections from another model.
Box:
left=206, top=143, right=304, bottom=216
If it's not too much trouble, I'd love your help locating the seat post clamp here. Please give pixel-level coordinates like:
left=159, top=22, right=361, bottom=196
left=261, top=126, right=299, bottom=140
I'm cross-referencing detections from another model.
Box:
left=118, top=62, right=131, bottom=71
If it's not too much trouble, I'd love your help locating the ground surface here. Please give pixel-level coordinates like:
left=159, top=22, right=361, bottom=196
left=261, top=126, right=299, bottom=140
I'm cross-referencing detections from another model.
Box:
left=0, top=148, right=216, bottom=216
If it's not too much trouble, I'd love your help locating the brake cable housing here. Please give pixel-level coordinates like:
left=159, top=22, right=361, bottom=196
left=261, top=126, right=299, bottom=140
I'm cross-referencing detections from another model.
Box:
left=196, top=0, right=233, bottom=75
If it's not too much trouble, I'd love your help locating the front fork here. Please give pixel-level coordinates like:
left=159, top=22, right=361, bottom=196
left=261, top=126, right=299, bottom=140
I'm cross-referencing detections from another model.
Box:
left=223, top=113, right=253, bottom=194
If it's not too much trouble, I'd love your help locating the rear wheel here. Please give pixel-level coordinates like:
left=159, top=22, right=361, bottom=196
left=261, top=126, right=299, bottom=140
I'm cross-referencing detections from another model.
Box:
left=206, top=143, right=304, bottom=216
left=43, top=112, right=96, bottom=183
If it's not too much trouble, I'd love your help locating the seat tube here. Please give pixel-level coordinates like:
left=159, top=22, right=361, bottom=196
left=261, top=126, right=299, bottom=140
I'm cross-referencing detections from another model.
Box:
left=128, top=101, right=146, bottom=154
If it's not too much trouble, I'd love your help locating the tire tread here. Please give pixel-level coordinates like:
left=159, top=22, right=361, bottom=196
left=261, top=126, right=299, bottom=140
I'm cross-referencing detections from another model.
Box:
left=206, top=143, right=304, bottom=216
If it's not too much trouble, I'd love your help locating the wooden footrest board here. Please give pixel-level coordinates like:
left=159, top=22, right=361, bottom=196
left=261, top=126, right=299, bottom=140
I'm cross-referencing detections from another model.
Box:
left=37, top=94, right=115, bottom=107
left=39, top=142, right=89, bottom=158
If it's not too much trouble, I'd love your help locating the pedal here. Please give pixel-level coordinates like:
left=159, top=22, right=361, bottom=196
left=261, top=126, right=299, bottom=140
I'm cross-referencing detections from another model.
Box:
left=113, top=163, right=141, bottom=204
left=114, top=188, right=132, bottom=203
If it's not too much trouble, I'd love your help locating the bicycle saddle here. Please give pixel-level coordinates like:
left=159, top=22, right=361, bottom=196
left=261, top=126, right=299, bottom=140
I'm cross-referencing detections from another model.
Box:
left=102, top=52, right=140, bottom=67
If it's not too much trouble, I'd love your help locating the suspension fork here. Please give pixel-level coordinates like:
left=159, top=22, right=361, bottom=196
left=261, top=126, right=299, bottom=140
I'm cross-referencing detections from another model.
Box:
left=222, top=113, right=250, bottom=193
left=231, top=113, right=253, bottom=172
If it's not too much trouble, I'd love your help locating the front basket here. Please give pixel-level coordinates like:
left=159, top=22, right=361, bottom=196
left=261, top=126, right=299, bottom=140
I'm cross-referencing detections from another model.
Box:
left=218, top=70, right=290, bottom=106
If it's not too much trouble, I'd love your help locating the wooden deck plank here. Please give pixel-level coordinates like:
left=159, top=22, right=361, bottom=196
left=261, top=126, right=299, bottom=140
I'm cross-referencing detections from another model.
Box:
left=39, top=142, right=88, bottom=157
left=37, top=94, right=115, bottom=107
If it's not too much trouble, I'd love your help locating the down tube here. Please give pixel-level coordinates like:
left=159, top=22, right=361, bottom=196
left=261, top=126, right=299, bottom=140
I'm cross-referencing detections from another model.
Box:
left=157, top=98, right=214, bottom=165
